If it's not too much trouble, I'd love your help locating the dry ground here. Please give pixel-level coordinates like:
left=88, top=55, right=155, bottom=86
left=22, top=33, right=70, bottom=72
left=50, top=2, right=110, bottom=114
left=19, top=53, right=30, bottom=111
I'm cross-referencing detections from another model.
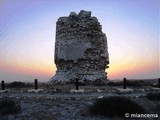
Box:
left=0, top=80, right=160, bottom=120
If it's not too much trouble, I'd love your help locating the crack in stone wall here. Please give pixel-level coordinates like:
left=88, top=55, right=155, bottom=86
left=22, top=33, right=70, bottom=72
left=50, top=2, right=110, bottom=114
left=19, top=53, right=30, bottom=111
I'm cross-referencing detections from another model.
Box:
left=49, top=10, right=109, bottom=84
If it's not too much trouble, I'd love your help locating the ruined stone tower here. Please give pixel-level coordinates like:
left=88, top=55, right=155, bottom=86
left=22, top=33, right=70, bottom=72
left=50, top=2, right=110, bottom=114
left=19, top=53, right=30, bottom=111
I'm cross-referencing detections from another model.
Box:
left=49, top=10, right=109, bottom=84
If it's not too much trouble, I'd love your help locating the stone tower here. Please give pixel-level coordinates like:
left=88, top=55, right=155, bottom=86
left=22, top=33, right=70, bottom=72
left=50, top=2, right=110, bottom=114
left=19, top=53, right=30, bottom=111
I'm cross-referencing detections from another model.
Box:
left=49, top=10, right=109, bottom=84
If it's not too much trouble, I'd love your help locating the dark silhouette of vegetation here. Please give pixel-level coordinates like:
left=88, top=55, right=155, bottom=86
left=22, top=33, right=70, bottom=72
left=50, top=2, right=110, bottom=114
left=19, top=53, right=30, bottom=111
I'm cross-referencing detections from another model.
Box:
left=92, top=80, right=106, bottom=86
left=152, top=83, right=160, bottom=88
left=7, top=81, right=33, bottom=88
left=89, top=96, right=145, bottom=117
left=107, top=80, right=152, bottom=87
left=147, top=92, right=160, bottom=101
left=8, top=81, right=25, bottom=88
left=0, top=98, right=21, bottom=115
left=78, top=82, right=86, bottom=86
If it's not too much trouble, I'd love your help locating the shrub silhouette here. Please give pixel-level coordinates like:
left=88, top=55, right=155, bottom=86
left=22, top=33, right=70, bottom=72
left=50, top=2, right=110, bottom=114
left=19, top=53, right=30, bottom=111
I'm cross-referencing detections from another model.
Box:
left=107, top=80, right=151, bottom=87
left=8, top=81, right=26, bottom=88
left=0, top=98, right=21, bottom=115
left=89, top=96, right=145, bottom=117
left=147, top=92, right=160, bottom=101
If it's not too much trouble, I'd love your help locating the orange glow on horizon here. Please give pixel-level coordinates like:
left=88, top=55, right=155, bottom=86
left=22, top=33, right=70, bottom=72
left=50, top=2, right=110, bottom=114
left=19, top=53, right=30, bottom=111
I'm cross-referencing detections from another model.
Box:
left=107, top=57, right=158, bottom=80
left=0, top=55, right=158, bottom=81
left=0, top=59, right=56, bottom=78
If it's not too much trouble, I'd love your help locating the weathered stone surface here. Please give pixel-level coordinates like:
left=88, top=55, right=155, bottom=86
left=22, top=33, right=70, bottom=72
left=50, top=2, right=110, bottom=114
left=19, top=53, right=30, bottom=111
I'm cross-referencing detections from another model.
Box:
left=49, top=10, right=109, bottom=84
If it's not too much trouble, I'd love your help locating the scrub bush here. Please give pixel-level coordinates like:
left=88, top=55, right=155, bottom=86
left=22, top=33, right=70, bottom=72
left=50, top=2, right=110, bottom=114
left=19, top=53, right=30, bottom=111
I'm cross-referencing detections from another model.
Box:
left=0, top=98, right=21, bottom=115
left=89, top=96, right=145, bottom=117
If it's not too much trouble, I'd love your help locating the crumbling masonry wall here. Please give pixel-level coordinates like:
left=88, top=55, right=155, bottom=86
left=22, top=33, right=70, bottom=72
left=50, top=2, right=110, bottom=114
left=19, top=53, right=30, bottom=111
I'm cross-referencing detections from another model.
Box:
left=49, top=10, right=109, bottom=84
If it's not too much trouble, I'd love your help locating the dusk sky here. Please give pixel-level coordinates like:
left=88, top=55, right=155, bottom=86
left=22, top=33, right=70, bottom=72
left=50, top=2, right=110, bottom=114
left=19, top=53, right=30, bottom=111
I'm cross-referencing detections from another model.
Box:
left=0, top=0, right=159, bottom=82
